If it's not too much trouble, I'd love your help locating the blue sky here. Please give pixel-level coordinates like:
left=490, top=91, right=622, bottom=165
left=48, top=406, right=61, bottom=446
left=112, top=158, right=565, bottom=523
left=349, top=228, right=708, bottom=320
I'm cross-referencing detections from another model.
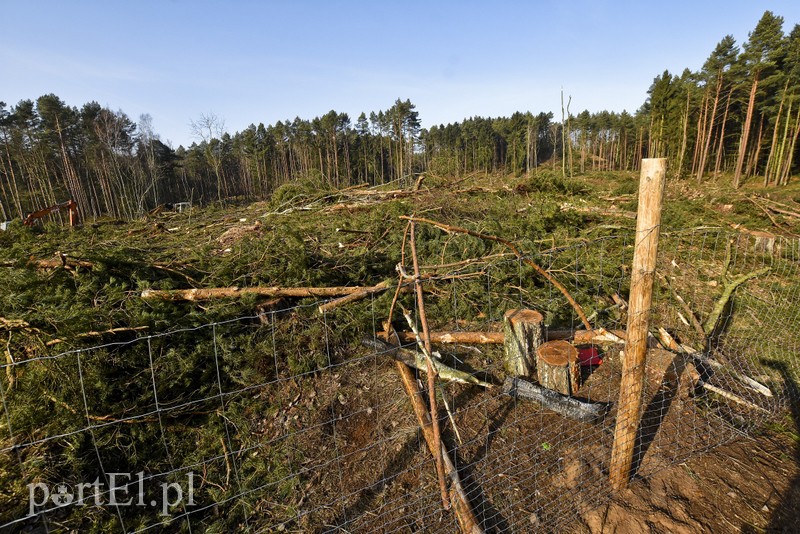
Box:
left=2, top=1, right=800, bottom=148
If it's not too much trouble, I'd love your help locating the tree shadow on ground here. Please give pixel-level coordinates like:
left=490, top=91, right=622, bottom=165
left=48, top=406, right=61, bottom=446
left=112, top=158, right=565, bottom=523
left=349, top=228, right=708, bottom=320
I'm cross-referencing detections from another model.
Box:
left=630, top=353, right=686, bottom=477
left=328, top=377, right=510, bottom=532
left=756, top=360, right=800, bottom=533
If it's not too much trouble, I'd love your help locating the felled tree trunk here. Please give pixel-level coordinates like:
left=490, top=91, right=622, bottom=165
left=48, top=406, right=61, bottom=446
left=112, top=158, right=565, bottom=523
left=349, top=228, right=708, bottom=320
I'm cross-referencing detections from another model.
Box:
left=503, top=377, right=609, bottom=423
left=536, top=340, right=580, bottom=395
left=502, top=309, right=543, bottom=377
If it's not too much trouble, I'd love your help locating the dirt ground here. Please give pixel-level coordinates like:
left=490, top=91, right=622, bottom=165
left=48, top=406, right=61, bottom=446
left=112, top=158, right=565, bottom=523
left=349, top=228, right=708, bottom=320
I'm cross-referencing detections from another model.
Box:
left=569, top=431, right=800, bottom=533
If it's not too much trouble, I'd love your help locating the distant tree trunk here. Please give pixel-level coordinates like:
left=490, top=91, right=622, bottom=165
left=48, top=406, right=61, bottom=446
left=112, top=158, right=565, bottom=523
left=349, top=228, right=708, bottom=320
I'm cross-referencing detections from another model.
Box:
left=714, top=88, right=733, bottom=176
left=1, top=141, right=23, bottom=218
left=780, top=106, right=800, bottom=186
left=747, top=117, right=765, bottom=179
left=678, top=89, right=690, bottom=177
left=691, top=89, right=709, bottom=177
left=733, top=76, right=760, bottom=188
left=525, top=124, right=530, bottom=176
left=764, top=85, right=787, bottom=186
left=697, top=77, right=722, bottom=181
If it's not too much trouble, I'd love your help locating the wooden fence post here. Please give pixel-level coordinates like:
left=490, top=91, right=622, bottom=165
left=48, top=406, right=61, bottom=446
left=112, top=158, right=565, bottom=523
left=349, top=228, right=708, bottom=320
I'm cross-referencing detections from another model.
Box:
left=609, top=158, right=667, bottom=490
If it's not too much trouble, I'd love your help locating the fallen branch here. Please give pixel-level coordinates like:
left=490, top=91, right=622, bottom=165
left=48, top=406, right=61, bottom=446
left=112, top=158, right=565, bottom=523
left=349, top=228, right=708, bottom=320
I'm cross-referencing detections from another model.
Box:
left=0, top=317, right=34, bottom=331
left=701, top=383, right=770, bottom=413
left=141, top=285, right=383, bottom=301
left=758, top=196, right=800, bottom=214
left=559, top=204, right=637, bottom=219
left=704, top=267, right=771, bottom=335
left=400, top=215, right=591, bottom=329
left=656, top=272, right=706, bottom=339
left=409, top=220, right=449, bottom=510
left=503, top=377, right=610, bottom=423
left=27, top=253, right=95, bottom=271
left=418, top=253, right=512, bottom=272
left=381, top=327, right=623, bottom=346
left=364, top=338, right=494, bottom=388
left=762, top=201, right=800, bottom=219
left=572, top=328, right=625, bottom=345
left=746, top=197, right=795, bottom=235
left=656, top=328, right=772, bottom=398
left=46, top=326, right=150, bottom=347
left=318, top=280, right=393, bottom=313
left=385, top=331, right=504, bottom=345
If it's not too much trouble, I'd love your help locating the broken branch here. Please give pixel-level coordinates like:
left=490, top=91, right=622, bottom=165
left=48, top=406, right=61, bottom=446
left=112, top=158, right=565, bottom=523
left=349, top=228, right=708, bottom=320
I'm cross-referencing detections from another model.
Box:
left=317, top=280, right=394, bottom=313
left=400, top=215, right=591, bottom=329
left=409, top=220, right=450, bottom=510
left=46, top=326, right=150, bottom=347
left=704, top=267, right=771, bottom=335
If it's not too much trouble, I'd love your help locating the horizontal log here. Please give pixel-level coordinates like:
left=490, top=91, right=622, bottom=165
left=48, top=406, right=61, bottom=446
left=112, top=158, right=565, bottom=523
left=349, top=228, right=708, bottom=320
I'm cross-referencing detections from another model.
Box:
left=503, top=377, right=610, bottom=423
left=141, top=285, right=378, bottom=301
left=382, top=328, right=617, bottom=346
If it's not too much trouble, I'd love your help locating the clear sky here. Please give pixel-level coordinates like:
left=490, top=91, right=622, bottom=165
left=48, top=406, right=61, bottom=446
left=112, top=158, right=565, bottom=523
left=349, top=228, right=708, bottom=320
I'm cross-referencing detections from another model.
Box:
left=2, top=1, right=800, bottom=148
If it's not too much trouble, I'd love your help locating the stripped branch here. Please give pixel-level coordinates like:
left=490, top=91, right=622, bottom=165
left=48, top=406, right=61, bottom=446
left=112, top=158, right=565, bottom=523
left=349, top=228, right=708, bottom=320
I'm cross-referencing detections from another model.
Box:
left=409, top=219, right=450, bottom=510
left=142, top=285, right=386, bottom=301
left=46, top=326, right=150, bottom=347
left=400, top=215, right=591, bottom=329
left=704, top=267, right=771, bottom=335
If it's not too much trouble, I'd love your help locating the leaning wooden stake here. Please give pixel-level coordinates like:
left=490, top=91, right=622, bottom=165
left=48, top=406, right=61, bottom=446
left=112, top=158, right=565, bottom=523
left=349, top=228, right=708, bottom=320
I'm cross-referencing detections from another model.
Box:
left=609, top=158, right=667, bottom=490
left=394, top=360, right=484, bottom=533
left=409, top=221, right=450, bottom=510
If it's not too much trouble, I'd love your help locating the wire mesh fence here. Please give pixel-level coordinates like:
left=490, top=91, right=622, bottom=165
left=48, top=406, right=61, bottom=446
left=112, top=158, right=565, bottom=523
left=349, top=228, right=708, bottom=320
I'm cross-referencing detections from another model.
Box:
left=1, top=227, right=798, bottom=532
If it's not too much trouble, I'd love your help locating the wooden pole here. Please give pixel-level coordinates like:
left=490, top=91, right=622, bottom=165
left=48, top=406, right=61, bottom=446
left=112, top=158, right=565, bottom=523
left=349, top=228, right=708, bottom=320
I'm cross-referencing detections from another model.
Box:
left=394, top=361, right=484, bottom=533
left=409, top=221, right=450, bottom=510
left=609, top=158, right=667, bottom=490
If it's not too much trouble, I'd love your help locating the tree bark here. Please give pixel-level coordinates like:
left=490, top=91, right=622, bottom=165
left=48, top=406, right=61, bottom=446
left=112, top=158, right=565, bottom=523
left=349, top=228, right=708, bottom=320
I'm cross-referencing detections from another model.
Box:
left=503, top=309, right=543, bottom=377
left=503, top=377, right=610, bottom=423
left=536, top=340, right=580, bottom=395
left=141, top=285, right=383, bottom=301
left=733, top=76, right=760, bottom=188
left=394, top=361, right=484, bottom=533
left=610, top=158, right=666, bottom=490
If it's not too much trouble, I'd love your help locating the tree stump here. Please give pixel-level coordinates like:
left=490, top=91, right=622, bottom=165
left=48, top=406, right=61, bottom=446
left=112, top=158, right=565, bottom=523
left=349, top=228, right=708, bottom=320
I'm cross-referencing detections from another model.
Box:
left=536, top=340, right=580, bottom=395
left=503, top=309, right=544, bottom=377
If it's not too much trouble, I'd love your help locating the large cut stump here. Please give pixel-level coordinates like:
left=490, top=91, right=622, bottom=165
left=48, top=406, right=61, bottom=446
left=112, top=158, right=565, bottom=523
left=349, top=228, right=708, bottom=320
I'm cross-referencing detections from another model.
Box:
left=503, top=309, right=544, bottom=377
left=536, top=340, right=580, bottom=395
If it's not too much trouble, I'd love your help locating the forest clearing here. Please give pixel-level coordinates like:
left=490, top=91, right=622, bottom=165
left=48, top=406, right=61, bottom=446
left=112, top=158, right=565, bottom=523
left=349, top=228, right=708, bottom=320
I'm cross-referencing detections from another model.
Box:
left=2, top=9, right=800, bottom=531
left=1, top=166, right=799, bottom=532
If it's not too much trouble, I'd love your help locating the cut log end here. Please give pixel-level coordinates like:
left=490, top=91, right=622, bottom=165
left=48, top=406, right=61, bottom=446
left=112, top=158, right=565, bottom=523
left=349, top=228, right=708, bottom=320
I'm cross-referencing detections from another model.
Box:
left=536, top=340, right=580, bottom=395
left=504, top=309, right=544, bottom=324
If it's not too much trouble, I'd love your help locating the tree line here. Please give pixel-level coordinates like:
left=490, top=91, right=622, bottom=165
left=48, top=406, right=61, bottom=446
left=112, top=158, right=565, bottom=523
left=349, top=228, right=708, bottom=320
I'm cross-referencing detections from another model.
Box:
left=1, top=10, right=798, bottom=223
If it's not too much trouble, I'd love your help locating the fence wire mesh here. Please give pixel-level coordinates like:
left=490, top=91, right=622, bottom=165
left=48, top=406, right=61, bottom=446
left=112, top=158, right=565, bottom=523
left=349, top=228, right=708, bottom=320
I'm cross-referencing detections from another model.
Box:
left=1, top=227, right=798, bottom=532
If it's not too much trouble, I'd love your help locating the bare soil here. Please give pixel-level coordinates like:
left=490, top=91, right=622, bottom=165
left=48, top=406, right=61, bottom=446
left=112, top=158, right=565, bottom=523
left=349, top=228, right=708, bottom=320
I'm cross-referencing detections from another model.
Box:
left=570, top=431, right=800, bottom=533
